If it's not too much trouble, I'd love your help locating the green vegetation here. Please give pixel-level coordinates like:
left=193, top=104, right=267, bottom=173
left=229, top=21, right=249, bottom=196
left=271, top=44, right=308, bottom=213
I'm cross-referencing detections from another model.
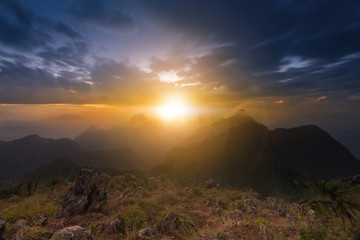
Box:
left=1, top=173, right=360, bottom=239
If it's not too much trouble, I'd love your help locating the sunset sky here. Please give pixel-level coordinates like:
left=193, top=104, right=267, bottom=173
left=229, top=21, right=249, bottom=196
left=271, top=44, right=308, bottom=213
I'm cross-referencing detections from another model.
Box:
left=0, top=0, right=360, bottom=146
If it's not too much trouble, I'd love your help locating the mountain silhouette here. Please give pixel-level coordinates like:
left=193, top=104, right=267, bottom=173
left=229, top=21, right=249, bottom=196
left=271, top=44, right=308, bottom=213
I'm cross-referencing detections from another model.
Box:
left=152, top=116, right=360, bottom=194
left=0, top=135, right=81, bottom=180
left=0, top=135, right=144, bottom=180
left=74, top=113, right=185, bottom=166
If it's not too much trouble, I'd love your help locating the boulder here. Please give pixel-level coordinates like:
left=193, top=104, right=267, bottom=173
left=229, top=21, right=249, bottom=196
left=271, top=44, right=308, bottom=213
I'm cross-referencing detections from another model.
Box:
left=51, top=226, right=92, bottom=240
left=54, top=169, right=110, bottom=218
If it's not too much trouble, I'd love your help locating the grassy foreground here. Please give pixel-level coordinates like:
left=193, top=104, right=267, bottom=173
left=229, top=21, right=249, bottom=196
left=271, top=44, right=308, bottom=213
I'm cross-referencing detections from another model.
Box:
left=1, top=173, right=360, bottom=240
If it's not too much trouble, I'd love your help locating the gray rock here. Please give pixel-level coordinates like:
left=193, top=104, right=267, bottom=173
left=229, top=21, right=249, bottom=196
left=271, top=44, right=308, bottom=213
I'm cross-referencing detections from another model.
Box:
left=54, top=169, right=110, bottom=218
left=51, top=226, right=92, bottom=240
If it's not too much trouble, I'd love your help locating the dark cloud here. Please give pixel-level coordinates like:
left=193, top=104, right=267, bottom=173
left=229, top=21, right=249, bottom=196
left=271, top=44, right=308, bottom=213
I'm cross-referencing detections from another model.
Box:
left=0, top=0, right=51, bottom=50
left=138, top=1, right=360, bottom=69
left=0, top=0, right=85, bottom=50
left=68, top=0, right=134, bottom=30
left=140, top=0, right=360, bottom=102
left=53, top=22, right=84, bottom=39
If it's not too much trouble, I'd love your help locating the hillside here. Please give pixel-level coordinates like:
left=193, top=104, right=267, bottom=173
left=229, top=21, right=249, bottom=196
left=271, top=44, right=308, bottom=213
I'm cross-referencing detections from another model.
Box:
left=153, top=118, right=360, bottom=195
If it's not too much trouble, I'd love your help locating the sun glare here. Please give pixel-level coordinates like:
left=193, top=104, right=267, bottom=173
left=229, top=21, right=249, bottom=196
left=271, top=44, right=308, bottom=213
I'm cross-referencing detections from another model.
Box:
left=156, top=98, right=191, bottom=120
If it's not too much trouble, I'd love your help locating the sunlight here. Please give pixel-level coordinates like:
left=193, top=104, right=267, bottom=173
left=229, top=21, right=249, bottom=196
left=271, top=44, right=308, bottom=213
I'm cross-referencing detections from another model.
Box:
left=156, top=98, right=191, bottom=120
left=158, top=71, right=183, bottom=83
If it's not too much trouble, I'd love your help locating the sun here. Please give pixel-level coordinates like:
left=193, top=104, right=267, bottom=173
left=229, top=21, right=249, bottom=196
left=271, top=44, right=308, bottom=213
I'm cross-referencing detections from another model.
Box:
left=156, top=98, right=191, bottom=121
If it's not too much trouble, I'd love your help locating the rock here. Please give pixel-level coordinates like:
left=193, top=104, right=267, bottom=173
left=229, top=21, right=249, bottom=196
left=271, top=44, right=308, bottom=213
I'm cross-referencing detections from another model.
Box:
left=259, top=223, right=273, bottom=240
left=138, top=227, right=153, bottom=237
left=12, top=220, right=28, bottom=232
left=244, top=199, right=257, bottom=212
left=205, top=179, right=217, bottom=189
left=0, top=217, right=5, bottom=236
left=32, top=214, right=48, bottom=226
left=54, top=169, right=110, bottom=218
left=51, top=226, right=92, bottom=240
left=160, top=213, right=180, bottom=233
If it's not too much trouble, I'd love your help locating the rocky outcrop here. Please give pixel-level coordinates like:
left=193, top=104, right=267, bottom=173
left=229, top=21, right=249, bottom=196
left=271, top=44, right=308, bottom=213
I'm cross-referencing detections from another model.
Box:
left=51, top=226, right=92, bottom=240
left=54, top=169, right=110, bottom=218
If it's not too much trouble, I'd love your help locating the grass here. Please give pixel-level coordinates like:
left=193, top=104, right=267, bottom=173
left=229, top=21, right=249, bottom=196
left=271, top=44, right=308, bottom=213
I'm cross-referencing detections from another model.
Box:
left=1, top=173, right=360, bottom=239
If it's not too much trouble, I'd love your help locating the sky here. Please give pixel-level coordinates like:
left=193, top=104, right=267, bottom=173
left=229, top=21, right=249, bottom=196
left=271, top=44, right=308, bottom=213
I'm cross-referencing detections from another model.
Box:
left=0, top=0, right=360, bottom=154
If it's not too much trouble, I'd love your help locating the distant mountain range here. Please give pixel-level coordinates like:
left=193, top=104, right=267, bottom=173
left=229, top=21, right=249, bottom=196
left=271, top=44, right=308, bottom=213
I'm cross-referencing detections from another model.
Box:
left=0, top=135, right=144, bottom=180
left=0, top=112, right=359, bottom=195
left=152, top=113, right=360, bottom=194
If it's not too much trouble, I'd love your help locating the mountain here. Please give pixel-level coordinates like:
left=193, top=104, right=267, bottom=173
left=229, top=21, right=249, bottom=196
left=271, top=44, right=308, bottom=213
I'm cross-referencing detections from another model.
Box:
left=74, top=113, right=185, bottom=166
left=152, top=116, right=360, bottom=194
left=0, top=135, right=145, bottom=180
left=0, top=135, right=81, bottom=180
left=180, top=109, right=254, bottom=147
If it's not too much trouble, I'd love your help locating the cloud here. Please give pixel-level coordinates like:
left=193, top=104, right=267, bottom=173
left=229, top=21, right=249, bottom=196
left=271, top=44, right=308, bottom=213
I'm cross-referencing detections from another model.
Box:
left=36, top=40, right=91, bottom=68
left=278, top=56, right=313, bottom=72
left=69, top=0, right=134, bottom=31
left=0, top=59, right=91, bottom=103
left=0, top=0, right=85, bottom=50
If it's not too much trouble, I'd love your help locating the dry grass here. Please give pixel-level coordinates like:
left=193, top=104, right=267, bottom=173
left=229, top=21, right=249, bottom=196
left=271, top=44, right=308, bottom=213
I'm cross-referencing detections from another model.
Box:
left=1, top=174, right=359, bottom=240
